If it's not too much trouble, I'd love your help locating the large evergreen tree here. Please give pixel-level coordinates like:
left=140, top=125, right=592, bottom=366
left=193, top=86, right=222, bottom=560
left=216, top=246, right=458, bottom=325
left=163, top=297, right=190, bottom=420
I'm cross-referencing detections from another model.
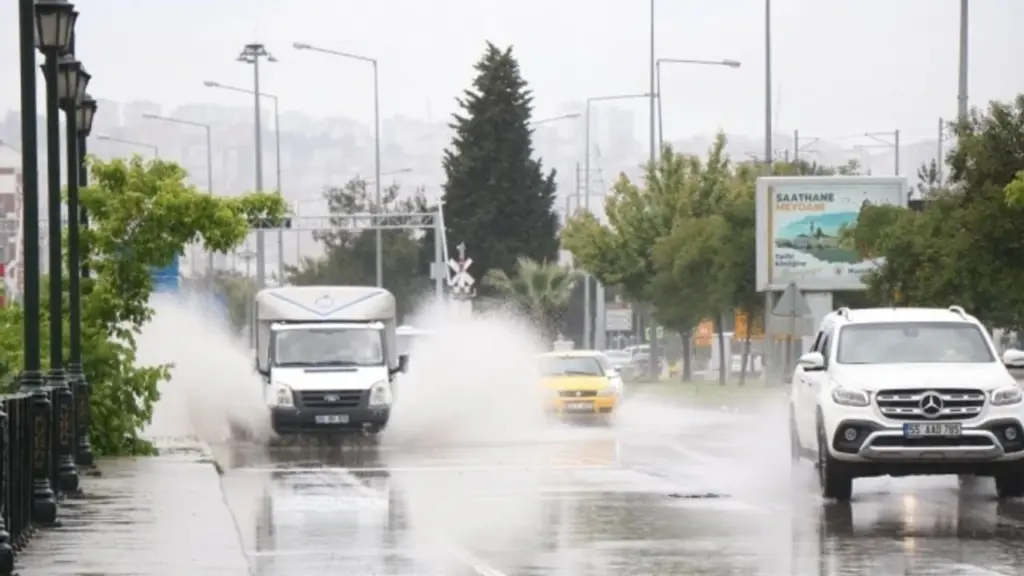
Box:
left=442, top=42, right=559, bottom=286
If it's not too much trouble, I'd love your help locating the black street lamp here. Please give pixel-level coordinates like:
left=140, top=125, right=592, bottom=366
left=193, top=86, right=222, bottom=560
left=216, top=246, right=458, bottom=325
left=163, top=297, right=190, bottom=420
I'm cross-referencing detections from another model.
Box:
left=73, top=92, right=96, bottom=468
left=19, top=0, right=75, bottom=527
left=37, top=0, right=79, bottom=498
left=57, top=44, right=88, bottom=491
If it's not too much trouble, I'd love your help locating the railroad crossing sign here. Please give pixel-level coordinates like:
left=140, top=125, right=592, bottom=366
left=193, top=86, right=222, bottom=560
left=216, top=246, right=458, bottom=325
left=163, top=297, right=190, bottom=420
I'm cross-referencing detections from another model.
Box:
left=448, top=242, right=475, bottom=298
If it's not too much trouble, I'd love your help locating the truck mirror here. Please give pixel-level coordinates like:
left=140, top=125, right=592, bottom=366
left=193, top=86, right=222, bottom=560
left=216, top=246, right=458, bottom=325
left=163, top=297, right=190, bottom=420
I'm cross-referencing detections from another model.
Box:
left=398, top=354, right=409, bottom=373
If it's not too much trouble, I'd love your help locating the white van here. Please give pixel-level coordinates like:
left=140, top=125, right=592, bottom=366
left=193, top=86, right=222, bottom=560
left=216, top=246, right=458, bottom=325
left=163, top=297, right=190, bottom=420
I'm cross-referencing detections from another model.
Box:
left=253, top=286, right=407, bottom=436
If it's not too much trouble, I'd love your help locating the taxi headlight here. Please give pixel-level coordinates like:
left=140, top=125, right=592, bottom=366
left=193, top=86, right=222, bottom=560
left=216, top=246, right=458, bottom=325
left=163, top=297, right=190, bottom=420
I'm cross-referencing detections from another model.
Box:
left=991, top=386, right=1023, bottom=406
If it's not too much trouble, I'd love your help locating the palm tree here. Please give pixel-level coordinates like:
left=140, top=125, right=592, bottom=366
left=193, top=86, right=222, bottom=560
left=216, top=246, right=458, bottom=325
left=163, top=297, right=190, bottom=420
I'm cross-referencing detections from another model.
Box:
left=483, top=257, right=580, bottom=343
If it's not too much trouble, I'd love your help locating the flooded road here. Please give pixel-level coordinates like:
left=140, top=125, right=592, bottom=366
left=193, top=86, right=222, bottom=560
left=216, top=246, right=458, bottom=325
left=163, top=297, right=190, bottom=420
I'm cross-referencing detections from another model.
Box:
left=213, top=397, right=1024, bottom=576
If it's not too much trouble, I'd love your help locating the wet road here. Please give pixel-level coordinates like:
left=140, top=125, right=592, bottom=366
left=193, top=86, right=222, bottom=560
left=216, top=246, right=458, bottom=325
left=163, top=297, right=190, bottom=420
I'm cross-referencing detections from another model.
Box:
left=213, top=396, right=1024, bottom=576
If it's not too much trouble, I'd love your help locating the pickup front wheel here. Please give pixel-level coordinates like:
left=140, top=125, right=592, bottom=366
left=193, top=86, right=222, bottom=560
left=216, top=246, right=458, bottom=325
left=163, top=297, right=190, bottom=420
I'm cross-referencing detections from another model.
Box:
left=995, top=464, right=1024, bottom=499
left=817, top=421, right=854, bottom=502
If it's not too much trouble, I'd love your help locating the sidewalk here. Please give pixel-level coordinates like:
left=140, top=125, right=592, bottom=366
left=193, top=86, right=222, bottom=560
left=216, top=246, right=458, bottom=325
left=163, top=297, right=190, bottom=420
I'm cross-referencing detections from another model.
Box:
left=16, top=441, right=250, bottom=576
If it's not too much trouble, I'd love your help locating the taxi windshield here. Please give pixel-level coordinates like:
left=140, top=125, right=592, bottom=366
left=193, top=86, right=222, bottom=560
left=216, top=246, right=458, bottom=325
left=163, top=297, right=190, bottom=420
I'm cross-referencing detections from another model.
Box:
left=539, top=356, right=605, bottom=377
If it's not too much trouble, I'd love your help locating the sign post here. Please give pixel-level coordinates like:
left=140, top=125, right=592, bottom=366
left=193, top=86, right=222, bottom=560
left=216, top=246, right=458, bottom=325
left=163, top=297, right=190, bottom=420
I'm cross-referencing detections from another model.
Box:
left=447, top=242, right=475, bottom=318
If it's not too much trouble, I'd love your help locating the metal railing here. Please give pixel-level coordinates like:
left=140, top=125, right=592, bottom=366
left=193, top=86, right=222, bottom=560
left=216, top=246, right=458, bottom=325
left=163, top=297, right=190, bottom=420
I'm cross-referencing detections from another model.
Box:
left=0, top=388, right=47, bottom=571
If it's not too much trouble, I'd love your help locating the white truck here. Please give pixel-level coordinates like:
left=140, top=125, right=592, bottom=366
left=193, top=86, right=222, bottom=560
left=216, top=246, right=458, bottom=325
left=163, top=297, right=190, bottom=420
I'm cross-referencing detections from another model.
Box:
left=253, top=286, right=407, bottom=437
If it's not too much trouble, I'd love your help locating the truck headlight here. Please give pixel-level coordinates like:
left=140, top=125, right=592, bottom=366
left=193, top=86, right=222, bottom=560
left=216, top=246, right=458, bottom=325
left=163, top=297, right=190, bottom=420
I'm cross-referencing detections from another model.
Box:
left=991, top=386, right=1023, bottom=406
left=368, top=381, right=392, bottom=407
left=598, top=384, right=617, bottom=397
left=831, top=387, right=870, bottom=407
left=270, top=382, right=294, bottom=407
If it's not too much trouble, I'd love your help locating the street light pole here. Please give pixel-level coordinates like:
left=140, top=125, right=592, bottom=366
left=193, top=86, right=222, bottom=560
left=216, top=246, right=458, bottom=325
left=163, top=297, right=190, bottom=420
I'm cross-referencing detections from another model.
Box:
left=957, top=0, right=968, bottom=120
left=293, top=42, right=383, bottom=287
left=655, top=57, right=741, bottom=154
left=41, top=5, right=83, bottom=497
left=237, top=44, right=276, bottom=291
left=19, top=0, right=62, bottom=528
left=73, top=92, right=96, bottom=469
left=141, top=113, right=216, bottom=276
left=202, top=81, right=284, bottom=279
left=585, top=93, right=651, bottom=350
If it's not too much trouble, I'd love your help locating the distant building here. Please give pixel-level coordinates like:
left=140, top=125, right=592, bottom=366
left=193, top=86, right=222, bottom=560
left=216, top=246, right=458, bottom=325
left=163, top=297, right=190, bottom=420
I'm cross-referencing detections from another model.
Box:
left=0, top=143, right=21, bottom=302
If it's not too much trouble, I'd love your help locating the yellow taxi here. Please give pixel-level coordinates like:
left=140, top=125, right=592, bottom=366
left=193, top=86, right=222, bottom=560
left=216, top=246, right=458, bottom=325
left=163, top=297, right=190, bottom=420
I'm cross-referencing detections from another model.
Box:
left=539, top=350, right=623, bottom=423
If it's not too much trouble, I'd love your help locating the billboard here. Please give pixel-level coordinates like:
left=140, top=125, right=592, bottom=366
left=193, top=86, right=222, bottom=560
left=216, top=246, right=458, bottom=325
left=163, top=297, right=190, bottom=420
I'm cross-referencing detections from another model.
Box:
left=756, top=176, right=908, bottom=292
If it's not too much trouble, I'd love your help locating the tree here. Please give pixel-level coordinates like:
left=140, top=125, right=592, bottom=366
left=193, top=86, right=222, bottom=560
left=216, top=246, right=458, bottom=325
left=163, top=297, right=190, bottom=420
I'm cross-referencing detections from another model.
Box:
left=483, top=257, right=579, bottom=343
left=442, top=42, right=559, bottom=286
left=916, top=159, right=943, bottom=199
left=284, top=177, right=436, bottom=321
left=0, top=155, right=287, bottom=455
left=841, top=95, right=1024, bottom=331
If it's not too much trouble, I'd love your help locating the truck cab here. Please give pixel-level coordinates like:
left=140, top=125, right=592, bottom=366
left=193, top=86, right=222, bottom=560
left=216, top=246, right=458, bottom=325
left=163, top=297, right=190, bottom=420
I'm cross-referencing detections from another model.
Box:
left=254, top=286, right=407, bottom=436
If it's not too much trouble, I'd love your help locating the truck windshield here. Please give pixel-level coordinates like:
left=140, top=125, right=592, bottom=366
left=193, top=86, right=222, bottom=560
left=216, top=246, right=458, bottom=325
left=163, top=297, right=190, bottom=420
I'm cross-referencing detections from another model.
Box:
left=274, top=328, right=385, bottom=367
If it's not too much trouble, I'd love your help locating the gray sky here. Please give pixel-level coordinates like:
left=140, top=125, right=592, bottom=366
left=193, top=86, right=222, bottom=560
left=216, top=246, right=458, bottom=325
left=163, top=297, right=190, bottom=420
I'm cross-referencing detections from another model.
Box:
left=1, top=0, right=1020, bottom=144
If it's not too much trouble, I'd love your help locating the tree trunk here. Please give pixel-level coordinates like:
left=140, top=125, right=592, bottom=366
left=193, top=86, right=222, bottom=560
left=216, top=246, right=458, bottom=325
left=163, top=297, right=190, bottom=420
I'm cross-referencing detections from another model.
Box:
left=739, top=322, right=752, bottom=387
left=680, top=329, right=693, bottom=382
left=715, top=312, right=727, bottom=386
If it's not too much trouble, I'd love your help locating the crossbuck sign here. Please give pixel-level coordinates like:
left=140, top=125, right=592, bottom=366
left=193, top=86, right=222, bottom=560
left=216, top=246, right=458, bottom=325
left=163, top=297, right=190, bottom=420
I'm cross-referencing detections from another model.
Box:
left=448, top=242, right=475, bottom=297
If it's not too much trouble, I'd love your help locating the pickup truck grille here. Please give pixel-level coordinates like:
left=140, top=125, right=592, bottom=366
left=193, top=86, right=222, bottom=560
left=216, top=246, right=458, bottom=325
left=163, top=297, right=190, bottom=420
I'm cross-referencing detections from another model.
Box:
left=298, top=390, right=363, bottom=408
left=875, top=388, right=985, bottom=421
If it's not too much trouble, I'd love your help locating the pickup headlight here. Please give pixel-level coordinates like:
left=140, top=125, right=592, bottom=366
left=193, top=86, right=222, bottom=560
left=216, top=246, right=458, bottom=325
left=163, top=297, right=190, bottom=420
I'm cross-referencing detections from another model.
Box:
left=991, top=386, right=1023, bottom=406
left=831, top=387, right=870, bottom=407
left=368, top=380, right=393, bottom=407
left=269, top=382, right=294, bottom=407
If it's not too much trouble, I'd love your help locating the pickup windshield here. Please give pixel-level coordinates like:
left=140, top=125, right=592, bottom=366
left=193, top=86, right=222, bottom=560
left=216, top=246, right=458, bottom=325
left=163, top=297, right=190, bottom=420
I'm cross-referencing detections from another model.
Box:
left=836, top=322, right=994, bottom=364
left=274, top=327, right=385, bottom=367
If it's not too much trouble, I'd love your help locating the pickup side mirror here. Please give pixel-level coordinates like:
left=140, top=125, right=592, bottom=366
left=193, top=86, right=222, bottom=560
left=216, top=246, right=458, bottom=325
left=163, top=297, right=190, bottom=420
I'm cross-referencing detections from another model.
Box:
left=797, top=352, right=826, bottom=372
left=1003, top=349, right=1024, bottom=369
left=396, top=354, right=409, bottom=374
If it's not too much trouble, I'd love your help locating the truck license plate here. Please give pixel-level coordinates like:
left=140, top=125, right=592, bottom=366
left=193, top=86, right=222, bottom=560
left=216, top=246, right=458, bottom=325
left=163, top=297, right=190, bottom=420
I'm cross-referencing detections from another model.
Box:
left=903, top=422, right=961, bottom=438
left=315, top=414, right=349, bottom=424
left=565, top=402, right=593, bottom=412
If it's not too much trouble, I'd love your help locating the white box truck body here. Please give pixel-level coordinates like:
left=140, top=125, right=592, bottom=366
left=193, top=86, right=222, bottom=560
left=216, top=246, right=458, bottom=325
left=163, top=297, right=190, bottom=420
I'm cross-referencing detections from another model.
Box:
left=253, top=286, right=405, bottom=435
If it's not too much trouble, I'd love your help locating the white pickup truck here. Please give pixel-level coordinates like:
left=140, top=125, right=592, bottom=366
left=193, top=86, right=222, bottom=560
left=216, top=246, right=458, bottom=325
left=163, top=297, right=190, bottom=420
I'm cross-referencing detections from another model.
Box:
left=253, top=286, right=407, bottom=437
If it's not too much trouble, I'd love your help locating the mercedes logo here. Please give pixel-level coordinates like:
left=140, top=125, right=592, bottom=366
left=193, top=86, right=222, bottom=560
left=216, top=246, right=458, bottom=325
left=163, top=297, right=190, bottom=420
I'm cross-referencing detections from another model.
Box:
left=324, top=394, right=340, bottom=402
left=919, top=392, right=944, bottom=418
left=575, top=391, right=583, bottom=397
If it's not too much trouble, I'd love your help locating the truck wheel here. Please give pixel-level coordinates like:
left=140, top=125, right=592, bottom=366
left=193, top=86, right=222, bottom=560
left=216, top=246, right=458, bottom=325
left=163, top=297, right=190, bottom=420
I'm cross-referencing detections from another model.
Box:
left=817, top=422, right=853, bottom=501
left=995, top=465, right=1024, bottom=499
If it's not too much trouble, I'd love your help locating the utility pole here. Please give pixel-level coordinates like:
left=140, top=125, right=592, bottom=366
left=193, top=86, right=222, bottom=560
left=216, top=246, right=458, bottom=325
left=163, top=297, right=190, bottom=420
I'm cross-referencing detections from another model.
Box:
left=237, top=43, right=276, bottom=290
left=957, top=0, right=969, bottom=120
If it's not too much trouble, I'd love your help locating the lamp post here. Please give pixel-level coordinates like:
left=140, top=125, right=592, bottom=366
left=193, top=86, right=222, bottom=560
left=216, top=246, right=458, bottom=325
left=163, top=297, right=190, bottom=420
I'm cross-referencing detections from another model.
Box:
left=23, top=0, right=75, bottom=525
left=95, top=134, right=158, bottom=158
left=73, top=92, right=96, bottom=468
left=50, top=35, right=88, bottom=496
left=235, top=44, right=276, bottom=292
left=584, top=93, right=651, bottom=350
left=38, top=0, right=80, bottom=500
left=202, top=80, right=283, bottom=278
left=293, top=41, right=383, bottom=288
left=142, top=113, right=215, bottom=275
left=655, top=58, right=741, bottom=154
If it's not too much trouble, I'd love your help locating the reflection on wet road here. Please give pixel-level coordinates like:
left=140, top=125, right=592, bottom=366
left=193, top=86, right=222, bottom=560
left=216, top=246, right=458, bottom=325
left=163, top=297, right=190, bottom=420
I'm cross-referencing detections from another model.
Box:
left=215, top=401, right=1024, bottom=575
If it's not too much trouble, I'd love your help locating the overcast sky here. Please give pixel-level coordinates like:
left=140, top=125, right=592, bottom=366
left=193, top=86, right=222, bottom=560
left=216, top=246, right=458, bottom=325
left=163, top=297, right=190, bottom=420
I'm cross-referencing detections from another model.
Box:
left=1, top=0, right=1020, bottom=144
